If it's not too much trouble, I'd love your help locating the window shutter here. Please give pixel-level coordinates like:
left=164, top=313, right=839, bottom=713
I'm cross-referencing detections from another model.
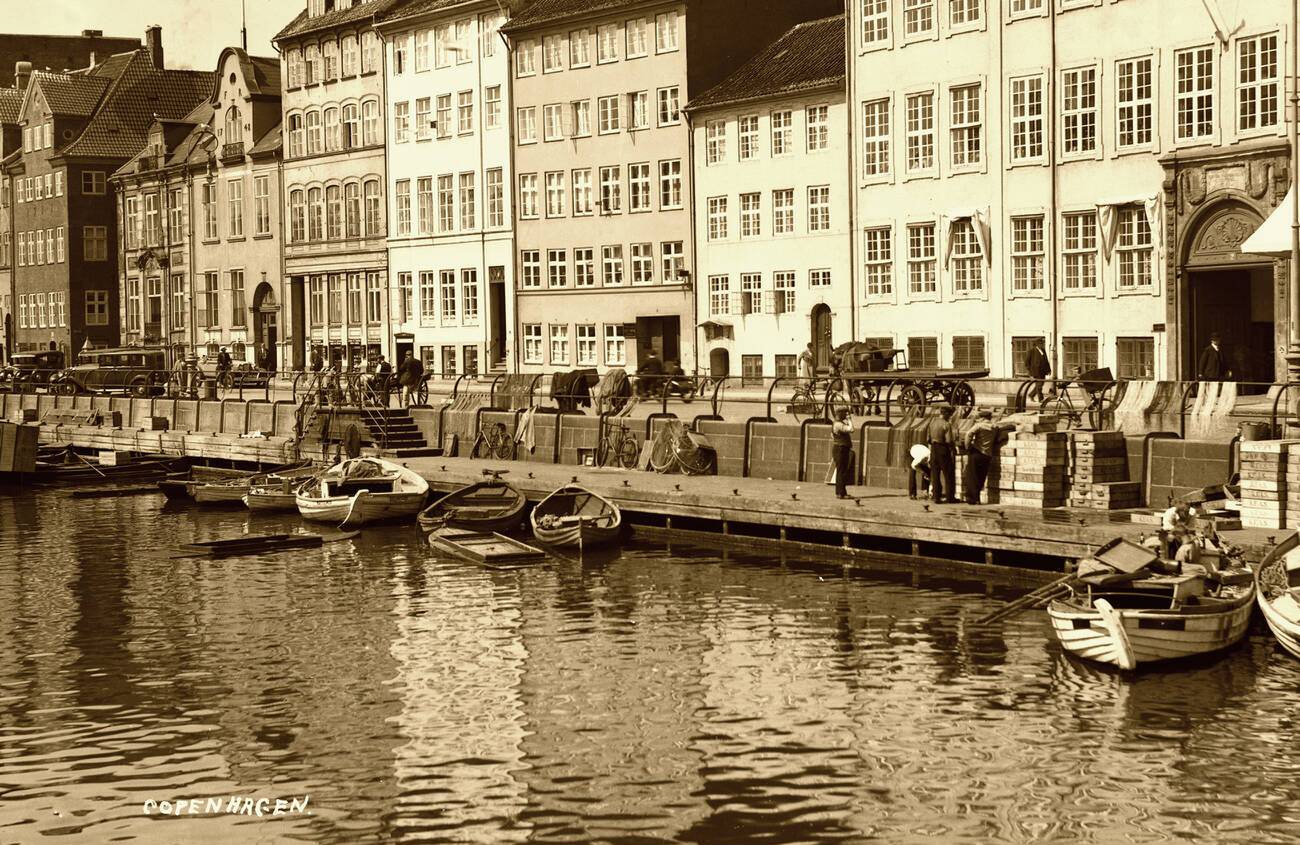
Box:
left=762, top=289, right=776, bottom=315
left=729, top=286, right=743, bottom=316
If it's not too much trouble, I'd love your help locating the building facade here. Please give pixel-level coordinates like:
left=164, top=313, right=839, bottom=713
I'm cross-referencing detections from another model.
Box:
left=0, top=87, right=18, bottom=361
left=503, top=0, right=841, bottom=375
left=688, top=16, right=849, bottom=381
left=377, top=0, right=513, bottom=379
left=848, top=0, right=1295, bottom=383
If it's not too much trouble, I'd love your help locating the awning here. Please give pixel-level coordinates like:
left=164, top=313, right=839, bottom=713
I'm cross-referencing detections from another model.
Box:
left=1242, top=187, right=1297, bottom=257
left=698, top=320, right=734, bottom=341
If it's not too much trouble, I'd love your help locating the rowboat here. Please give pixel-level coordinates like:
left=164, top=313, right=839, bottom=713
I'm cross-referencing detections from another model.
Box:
left=24, top=453, right=191, bottom=486
left=427, top=527, right=547, bottom=566
left=1048, top=538, right=1255, bottom=670
left=417, top=471, right=527, bottom=534
left=158, top=464, right=255, bottom=500
left=183, top=460, right=312, bottom=505
left=529, top=485, right=621, bottom=548
left=296, top=457, right=428, bottom=527
left=243, top=465, right=320, bottom=512
left=1254, top=531, right=1300, bottom=659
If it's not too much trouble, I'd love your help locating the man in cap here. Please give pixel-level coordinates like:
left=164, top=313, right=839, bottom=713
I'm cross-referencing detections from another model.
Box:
left=1197, top=332, right=1229, bottom=382
left=926, top=404, right=958, bottom=503
left=961, top=408, right=1014, bottom=505
left=830, top=406, right=854, bottom=499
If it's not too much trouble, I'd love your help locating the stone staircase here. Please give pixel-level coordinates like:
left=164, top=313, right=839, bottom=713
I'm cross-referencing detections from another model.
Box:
left=362, top=407, right=439, bottom=458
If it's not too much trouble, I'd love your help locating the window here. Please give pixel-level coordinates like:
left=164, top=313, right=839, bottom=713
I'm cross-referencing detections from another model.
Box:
left=739, top=115, right=759, bottom=160
left=543, top=33, right=564, bottom=72
left=952, top=336, right=985, bottom=370
left=741, top=355, right=763, bottom=387
left=345, top=182, right=361, bottom=237
left=521, top=250, right=541, bottom=288
left=908, top=337, right=938, bottom=369
left=458, top=91, right=474, bottom=135
left=326, top=185, right=342, bottom=239
left=305, top=43, right=320, bottom=82
left=85, top=290, right=109, bottom=326
left=524, top=324, right=543, bottom=363
left=82, top=170, right=106, bottom=195
left=630, top=243, right=653, bottom=284
left=202, top=182, right=219, bottom=240
left=626, top=18, right=647, bottom=57
left=950, top=84, right=981, bottom=167
left=770, top=110, right=792, bottom=156
left=598, top=23, right=619, bottom=63
left=772, top=189, right=794, bottom=235
left=808, top=186, right=831, bottom=232
left=571, top=169, right=593, bottom=215
left=83, top=226, right=107, bottom=261
left=343, top=104, right=359, bottom=148
left=1010, top=336, right=1040, bottom=378
left=740, top=273, right=762, bottom=315
left=323, top=39, right=339, bottom=80
left=482, top=14, right=502, bottom=58
left=287, top=49, right=303, bottom=88
left=604, top=325, right=626, bottom=365
left=905, top=92, right=934, bottom=172
left=454, top=20, right=472, bottom=64
left=394, top=101, right=410, bottom=143
left=1116, top=56, right=1153, bottom=148
left=397, top=272, right=413, bottom=323
left=740, top=192, right=761, bottom=237
left=773, top=271, right=795, bottom=313
left=1011, top=216, right=1044, bottom=292
left=440, top=270, right=457, bottom=320
left=307, top=110, right=323, bottom=154
left=364, top=179, right=383, bottom=235
left=230, top=269, right=246, bottom=327
left=602, top=245, right=624, bottom=285
left=811, top=269, right=831, bottom=288
left=485, top=86, right=501, bottom=129
left=708, top=196, right=728, bottom=240
left=1063, top=211, right=1097, bottom=291
left=544, top=103, right=564, bottom=141
left=1175, top=46, right=1214, bottom=142
left=56, top=227, right=64, bottom=263
left=308, top=276, right=325, bottom=326
left=575, top=248, right=595, bottom=287
left=342, top=34, right=358, bottom=76
left=572, top=99, right=591, bottom=136
left=461, top=345, right=478, bottom=376
left=442, top=346, right=457, bottom=376
left=1061, top=66, right=1097, bottom=155
left=598, top=96, right=620, bottom=133
left=951, top=0, right=980, bottom=26
left=950, top=219, right=983, bottom=294
left=661, top=241, right=683, bottom=282
left=126, top=197, right=141, bottom=249
left=367, top=272, right=382, bottom=324
left=518, top=173, right=538, bottom=219
left=599, top=166, right=621, bottom=213
left=487, top=168, right=504, bottom=227
left=411, top=30, right=429, bottom=73
left=458, top=173, right=476, bottom=230
left=904, top=0, right=934, bottom=37
left=706, top=120, right=727, bottom=164
left=289, top=190, right=306, bottom=242
left=1010, top=0, right=1043, bottom=14
left=571, top=28, right=590, bottom=66
left=656, top=86, right=680, bottom=126
left=709, top=275, right=729, bottom=316
left=517, top=107, right=537, bottom=143
left=126, top=279, right=140, bottom=332
left=395, top=179, right=412, bottom=235
left=655, top=12, right=678, bottom=52
left=417, top=177, right=433, bottom=234
left=1116, top=337, right=1154, bottom=380
left=516, top=39, right=536, bottom=76
left=574, top=325, right=597, bottom=365
left=862, top=99, right=890, bottom=176
left=863, top=227, right=893, bottom=296
left=628, top=163, right=650, bottom=211
left=419, top=271, right=437, bottom=322
left=436, top=95, right=452, bottom=139
left=55, top=171, right=62, bottom=196
left=327, top=274, right=344, bottom=324
left=907, top=223, right=936, bottom=295
left=1062, top=337, right=1099, bottom=376
left=362, top=99, right=381, bottom=146
left=863, top=0, right=889, bottom=45
left=806, top=105, right=829, bottom=152
left=629, top=91, right=649, bottom=130
left=1238, top=33, right=1279, bottom=132
left=1010, top=75, right=1044, bottom=160
left=253, top=175, right=271, bottom=236
left=1117, top=206, right=1153, bottom=289
left=226, top=178, right=244, bottom=238
left=550, top=325, right=569, bottom=365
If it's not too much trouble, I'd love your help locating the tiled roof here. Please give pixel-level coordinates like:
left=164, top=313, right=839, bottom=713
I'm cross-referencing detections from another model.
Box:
left=275, top=0, right=401, bottom=42
left=379, top=0, right=475, bottom=25
left=30, top=70, right=111, bottom=117
left=0, top=33, right=141, bottom=87
left=685, top=15, right=844, bottom=112
left=249, top=55, right=282, bottom=95
left=248, top=121, right=284, bottom=156
left=501, top=0, right=649, bottom=33
left=0, top=88, right=23, bottom=124
left=60, top=51, right=214, bottom=159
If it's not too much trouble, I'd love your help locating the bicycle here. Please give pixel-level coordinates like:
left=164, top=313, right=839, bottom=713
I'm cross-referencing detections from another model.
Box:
left=788, top=378, right=822, bottom=421
left=1040, top=367, right=1119, bottom=431
left=597, top=420, right=640, bottom=468
left=471, top=421, right=516, bottom=460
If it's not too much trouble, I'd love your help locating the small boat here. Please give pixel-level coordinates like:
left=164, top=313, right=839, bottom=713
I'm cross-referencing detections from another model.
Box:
left=1254, top=531, right=1300, bottom=660
left=296, top=457, right=429, bottom=527
left=427, top=527, right=547, bottom=566
left=243, top=465, right=321, bottom=512
left=27, top=452, right=191, bottom=486
left=529, top=485, right=621, bottom=548
left=158, top=464, right=256, bottom=501
left=1048, top=538, right=1255, bottom=670
left=191, top=460, right=311, bottom=506
left=417, top=470, right=527, bottom=534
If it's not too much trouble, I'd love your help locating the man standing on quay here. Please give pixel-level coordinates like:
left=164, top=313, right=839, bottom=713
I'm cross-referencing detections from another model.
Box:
left=1025, top=338, right=1051, bottom=405
left=830, top=406, right=854, bottom=499
left=962, top=409, right=1013, bottom=505
left=927, top=404, right=957, bottom=504
left=398, top=350, right=424, bottom=407
left=1198, top=332, right=1229, bottom=381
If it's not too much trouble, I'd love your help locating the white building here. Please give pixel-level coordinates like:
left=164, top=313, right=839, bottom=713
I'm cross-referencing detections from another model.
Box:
left=687, top=15, right=850, bottom=380
left=848, top=0, right=1295, bottom=384
left=377, top=0, right=513, bottom=378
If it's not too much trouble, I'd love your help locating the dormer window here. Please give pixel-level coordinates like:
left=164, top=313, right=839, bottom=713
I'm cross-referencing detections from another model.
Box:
left=225, top=106, right=243, bottom=145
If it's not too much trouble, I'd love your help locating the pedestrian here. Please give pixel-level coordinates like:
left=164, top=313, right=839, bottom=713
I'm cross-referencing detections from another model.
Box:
left=927, top=404, right=957, bottom=504
left=398, top=350, right=424, bottom=407
left=908, top=443, right=931, bottom=500
left=962, top=409, right=1014, bottom=505
left=1197, top=332, right=1229, bottom=381
left=798, top=342, right=816, bottom=379
left=311, top=349, right=323, bottom=373
left=216, top=347, right=232, bottom=386
left=830, top=406, right=854, bottom=499
left=370, top=352, right=392, bottom=406
left=1025, top=338, right=1051, bottom=405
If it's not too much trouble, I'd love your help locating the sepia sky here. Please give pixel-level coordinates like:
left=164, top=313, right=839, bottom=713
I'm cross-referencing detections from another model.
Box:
left=9, top=0, right=300, bottom=70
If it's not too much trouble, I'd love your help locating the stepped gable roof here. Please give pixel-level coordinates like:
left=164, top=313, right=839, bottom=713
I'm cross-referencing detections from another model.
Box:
left=685, top=14, right=844, bottom=112
left=379, top=0, right=474, bottom=25
left=0, top=88, right=23, bottom=124
left=275, top=0, right=402, bottom=42
left=501, top=0, right=647, bottom=33
left=30, top=70, right=112, bottom=117
left=60, top=50, right=213, bottom=159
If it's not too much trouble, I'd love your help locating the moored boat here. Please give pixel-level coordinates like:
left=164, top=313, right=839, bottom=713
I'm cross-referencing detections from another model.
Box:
left=427, top=527, right=547, bottom=566
left=296, top=457, right=428, bottom=527
left=529, top=485, right=621, bottom=548
left=191, top=460, right=311, bottom=506
left=1254, top=531, right=1300, bottom=660
left=158, top=464, right=256, bottom=501
left=417, top=471, right=527, bottom=534
left=243, top=465, right=321, bottom=512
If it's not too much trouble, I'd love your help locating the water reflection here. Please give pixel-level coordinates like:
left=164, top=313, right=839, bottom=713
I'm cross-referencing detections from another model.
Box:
left=2, top=491, right=1300, bottom=843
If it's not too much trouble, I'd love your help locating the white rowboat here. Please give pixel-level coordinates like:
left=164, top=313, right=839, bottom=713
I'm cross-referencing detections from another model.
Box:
left=1254, top=532, right=1300, bottom=660
left=296, top=457, right=428, bottom=528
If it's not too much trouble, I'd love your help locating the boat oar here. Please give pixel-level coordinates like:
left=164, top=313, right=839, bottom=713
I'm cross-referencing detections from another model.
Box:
left=70, top=449, right=108, bottom=478
left=972, top=573, right=1078, bottom=626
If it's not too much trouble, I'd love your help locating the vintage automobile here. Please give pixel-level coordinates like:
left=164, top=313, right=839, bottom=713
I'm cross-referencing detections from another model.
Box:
left=0, top=350, right=66, bottom=391
left=50, top=347, right=169, bottom=397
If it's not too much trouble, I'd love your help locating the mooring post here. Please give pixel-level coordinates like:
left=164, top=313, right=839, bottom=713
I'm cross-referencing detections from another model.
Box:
left=842, top=532, right=850, bottom=549
left=985, top=549, right=994, bottom=566
left=722, top=520, right=729, bottom=536
left=779, top=526, right=787, bottom=542
left=665, top=516, right=672, bottom=531
left=911, top=541, right=920, bottom=557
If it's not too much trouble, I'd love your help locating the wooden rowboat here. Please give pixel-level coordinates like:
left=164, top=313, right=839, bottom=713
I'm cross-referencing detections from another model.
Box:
left=427, top=527, right=547, bottom=566
left=417, top=472, right=527, bottom=534
left=1254, top=531, right=1300, bottom=660
left=297, top=457, right=428, bottom=528
left=158, top=464, right=256, bottom=501
left=529, top=485, right=621, bottom=549
left=190, top=460, right=312, bottom=506
left=243, top=465, right=320, bottom=512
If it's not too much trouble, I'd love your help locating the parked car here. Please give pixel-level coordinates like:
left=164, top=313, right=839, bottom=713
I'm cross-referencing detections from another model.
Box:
left=51, top=347, right=169, bottom=397
left=0, top=350, right=66, bottom=391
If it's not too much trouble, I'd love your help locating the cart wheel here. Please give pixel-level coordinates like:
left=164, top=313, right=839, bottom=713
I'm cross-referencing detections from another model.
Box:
left=416, top=381, right=429, bottom=406
left=949, top=382, right=975, bottom=417
left=1088, top=389, right=1119, bottom=431
left=897, top=384, right=926, bottom=413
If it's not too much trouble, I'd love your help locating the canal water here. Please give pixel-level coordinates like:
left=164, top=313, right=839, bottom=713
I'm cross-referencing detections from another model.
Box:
left=2, top=489, right=1300, bottom=844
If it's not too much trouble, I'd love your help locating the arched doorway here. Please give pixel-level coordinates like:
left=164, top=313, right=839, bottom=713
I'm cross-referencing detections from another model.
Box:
left=252, top=282, right=279, bottom=372
left=810, top=304, right=833, bottom=372
left=708, top=347, right=730, bottom=378
left=1180, top=200, right=1273, bottom=385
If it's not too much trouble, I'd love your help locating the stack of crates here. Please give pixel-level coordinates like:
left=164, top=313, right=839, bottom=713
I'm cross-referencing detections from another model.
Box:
left=1068, top=431, right=1140, bottom=510
left=993, top=430, right=1069, bottom=508
left=1239, top=440, right=1294, bottom=528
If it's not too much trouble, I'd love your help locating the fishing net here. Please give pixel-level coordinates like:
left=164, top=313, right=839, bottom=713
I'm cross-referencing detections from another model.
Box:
left=648, top=419, right=715, bottom=475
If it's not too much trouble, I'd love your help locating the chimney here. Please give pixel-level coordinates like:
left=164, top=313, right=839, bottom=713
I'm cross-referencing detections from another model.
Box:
left=14, top=61, right=31, bottom=91
left=145, top=26, right=163, bottom=69
left=81, top=29, right=103, bottom=38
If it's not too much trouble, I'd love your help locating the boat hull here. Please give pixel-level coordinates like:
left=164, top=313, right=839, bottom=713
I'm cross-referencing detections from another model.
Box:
left=531, top=520, right=620, bottom=548
left=193, top=483, right=251, bottom=505
left=417, top=481, right=527, bottom=534
left=1255, top=532, right=1300, bottom=660
left=243, top=490, right=300, bottom=512
left=340, top=490, right=428, bottom=528
left=296, top=495, right=355, bottom=523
